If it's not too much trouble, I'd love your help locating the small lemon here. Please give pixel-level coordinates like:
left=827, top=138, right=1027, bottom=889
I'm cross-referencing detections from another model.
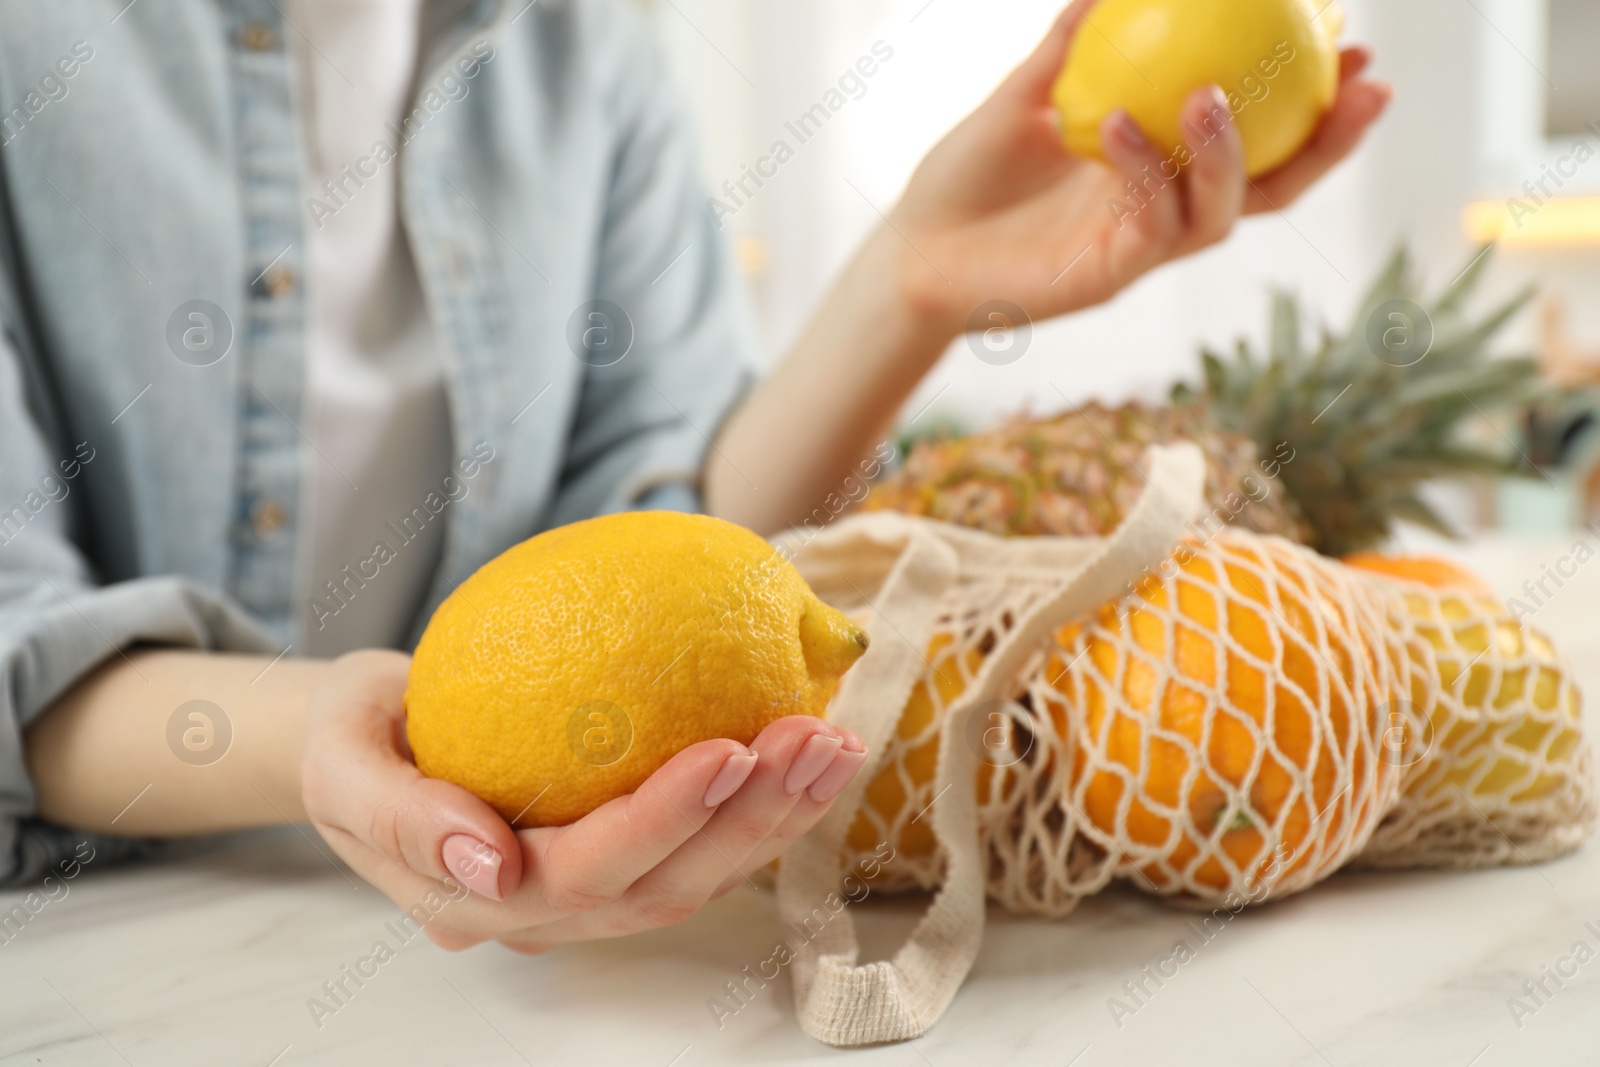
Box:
left=405, top=511, right=868, bottom=826
left=1053, top=0, right=1342, bottom=177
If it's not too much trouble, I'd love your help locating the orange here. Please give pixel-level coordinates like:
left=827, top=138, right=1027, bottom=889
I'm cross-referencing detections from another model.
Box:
left=1341, top=552, right=1498, bottom=597
left=845, top=535, right=1584, bottom=907
left=851, top=534, right=1395, bottom=897
left=1053, top=536, right=1386, bottom=891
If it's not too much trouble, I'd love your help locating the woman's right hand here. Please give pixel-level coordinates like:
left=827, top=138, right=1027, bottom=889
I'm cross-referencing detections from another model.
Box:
left=300, top=649, right=868, bottom=952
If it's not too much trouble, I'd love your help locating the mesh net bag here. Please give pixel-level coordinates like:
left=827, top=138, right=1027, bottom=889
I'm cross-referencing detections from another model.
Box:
left=835, top=529, right=1593, bottom=913
left=769, top=445, right=1594, bottom=1047
left=1353, top=577, right=1593, bottom=869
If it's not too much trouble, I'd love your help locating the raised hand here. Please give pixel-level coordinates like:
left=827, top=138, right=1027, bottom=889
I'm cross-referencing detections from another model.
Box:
left=889, top=2, right=1392, bottom=332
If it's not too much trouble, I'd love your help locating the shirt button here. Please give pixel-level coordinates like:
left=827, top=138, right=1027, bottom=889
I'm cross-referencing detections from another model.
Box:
left=237, top=23, right=277, bottom=52
left=251, top=499, right=288, bottom=540
left=257, top=265, right=298, bottom=300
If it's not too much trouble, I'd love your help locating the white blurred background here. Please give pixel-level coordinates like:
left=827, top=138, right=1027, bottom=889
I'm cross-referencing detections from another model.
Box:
left=645, top=0, right=1600, bottom=440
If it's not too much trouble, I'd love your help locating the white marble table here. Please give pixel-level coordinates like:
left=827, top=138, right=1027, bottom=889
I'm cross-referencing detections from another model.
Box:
left=4, top=535, right=1599, bottom=1066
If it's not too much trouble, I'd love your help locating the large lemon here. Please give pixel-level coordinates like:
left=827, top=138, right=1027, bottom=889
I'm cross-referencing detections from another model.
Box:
left=1053, top=0, right=1342, bottom=177
left=405, top=511, right=868, bottom=826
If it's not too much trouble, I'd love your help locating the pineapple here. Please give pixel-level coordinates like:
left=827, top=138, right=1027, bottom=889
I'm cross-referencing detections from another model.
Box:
left=876, top=401, right=1311, bottom=542
left=848, top=246, right=1592, bottom=910
left=869, top=245, right=1545, bottom=556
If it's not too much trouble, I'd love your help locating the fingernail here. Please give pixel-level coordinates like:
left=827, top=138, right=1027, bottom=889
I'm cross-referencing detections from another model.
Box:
left=1186, top=87, right=1231, bottom=135
left=442, top=834, right=504, bottom=901
left=1111, top=109, right=1148, bottom=148
left=703, top=750, right=758, bottom=807
left=806, top=748, right=868, bottom=803
left=784, top=734, right=844, bottom=796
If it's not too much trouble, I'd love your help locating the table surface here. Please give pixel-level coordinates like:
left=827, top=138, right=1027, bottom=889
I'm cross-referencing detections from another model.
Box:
left=4, top=535, right=1599, bottom=1067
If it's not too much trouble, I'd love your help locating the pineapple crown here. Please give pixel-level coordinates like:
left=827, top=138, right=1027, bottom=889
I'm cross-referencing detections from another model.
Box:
left=1172, top=244, right=1548, bottom=557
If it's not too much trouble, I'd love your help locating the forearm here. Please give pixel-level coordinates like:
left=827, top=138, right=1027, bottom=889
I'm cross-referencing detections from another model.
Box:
left=704, top=224, right=958, bottom=535
left=24, top=648, right=326, bottom=836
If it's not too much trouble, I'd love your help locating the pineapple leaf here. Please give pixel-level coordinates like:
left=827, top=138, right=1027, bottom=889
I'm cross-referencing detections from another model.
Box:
left=1191, top=243, right=1554, bottom=554
left=1269, top=291, right=1302, bottom=366
left=1423, top=285, right=1535, bottom=364
left=1201, top=350, right=1229, bottom=399
left=1434, top=244, right=1494, bottom=316
left=1357, top=247, right=1412, bottom=317
left=1386, top=492, right=1461, bottom=540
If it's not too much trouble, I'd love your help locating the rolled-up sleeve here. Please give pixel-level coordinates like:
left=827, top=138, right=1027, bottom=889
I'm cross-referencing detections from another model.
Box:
left=541, top=9, right=760, bottom=527
left=0, top=318, right=277, bottom=888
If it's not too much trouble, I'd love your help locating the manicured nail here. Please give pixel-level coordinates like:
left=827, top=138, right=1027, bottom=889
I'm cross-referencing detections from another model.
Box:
left=806, top=748, right=868, bottom=803
left=1111, top=109, right=1148, bottom=148
left=703, top=750, right=758, bottom=807
left=442, top=834, right=504, bottom=901
left=784, top=734, right=844, bottom=796
left=1185, top=86, right=1230, bottom=135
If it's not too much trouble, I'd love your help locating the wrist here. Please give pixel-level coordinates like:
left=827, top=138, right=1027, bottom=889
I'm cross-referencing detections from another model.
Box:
left=853, top=221, right=965, bottom=365
left=240, top=654, right=325, bottom=824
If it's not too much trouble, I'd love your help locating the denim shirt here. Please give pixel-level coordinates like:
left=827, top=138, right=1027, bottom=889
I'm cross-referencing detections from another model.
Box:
left=0, top=0, right=756, bottom=884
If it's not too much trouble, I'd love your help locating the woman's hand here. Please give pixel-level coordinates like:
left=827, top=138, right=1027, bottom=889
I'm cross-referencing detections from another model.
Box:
left=301, top=650, right=868, bottom=952
left=890, top=1, right=1393, bottom=332
left=706, top=1, right=1390, bottom=536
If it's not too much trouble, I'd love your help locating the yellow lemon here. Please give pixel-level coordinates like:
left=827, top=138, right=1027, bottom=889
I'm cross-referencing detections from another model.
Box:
left=1053, top=0, right=1342, bottom=177
left=405, top=511, right=868, bottom=826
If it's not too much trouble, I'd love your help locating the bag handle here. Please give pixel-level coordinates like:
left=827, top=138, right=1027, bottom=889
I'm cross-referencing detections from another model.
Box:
left=779, top=444, right=1207, bottom=1046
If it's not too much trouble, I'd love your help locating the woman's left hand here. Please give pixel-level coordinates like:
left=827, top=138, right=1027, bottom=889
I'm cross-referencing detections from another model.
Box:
left=705, top=0, right=1390, bottom=536
left=889, top=0, right=1392, bottom=333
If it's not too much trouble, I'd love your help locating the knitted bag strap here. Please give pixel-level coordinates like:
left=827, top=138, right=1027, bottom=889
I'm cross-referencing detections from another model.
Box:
left=778, top=444, right=1207, bottom=1046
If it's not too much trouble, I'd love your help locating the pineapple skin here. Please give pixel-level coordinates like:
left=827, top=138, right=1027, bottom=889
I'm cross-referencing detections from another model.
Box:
left=868, top=401, right=1311, bottom=543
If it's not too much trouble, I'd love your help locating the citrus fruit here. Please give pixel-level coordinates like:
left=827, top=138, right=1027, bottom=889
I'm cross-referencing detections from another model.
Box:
left=1341, top=552, right=1498, bottom=598
left=405, top=511, right=869, bottom=826
left=849, top=532, right=1392, bottom=894
left=1052, top=0, right=1342, bottom=177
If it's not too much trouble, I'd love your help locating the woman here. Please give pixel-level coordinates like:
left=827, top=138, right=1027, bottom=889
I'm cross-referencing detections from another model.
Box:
left=1, top=0, right=1387, bottom=953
